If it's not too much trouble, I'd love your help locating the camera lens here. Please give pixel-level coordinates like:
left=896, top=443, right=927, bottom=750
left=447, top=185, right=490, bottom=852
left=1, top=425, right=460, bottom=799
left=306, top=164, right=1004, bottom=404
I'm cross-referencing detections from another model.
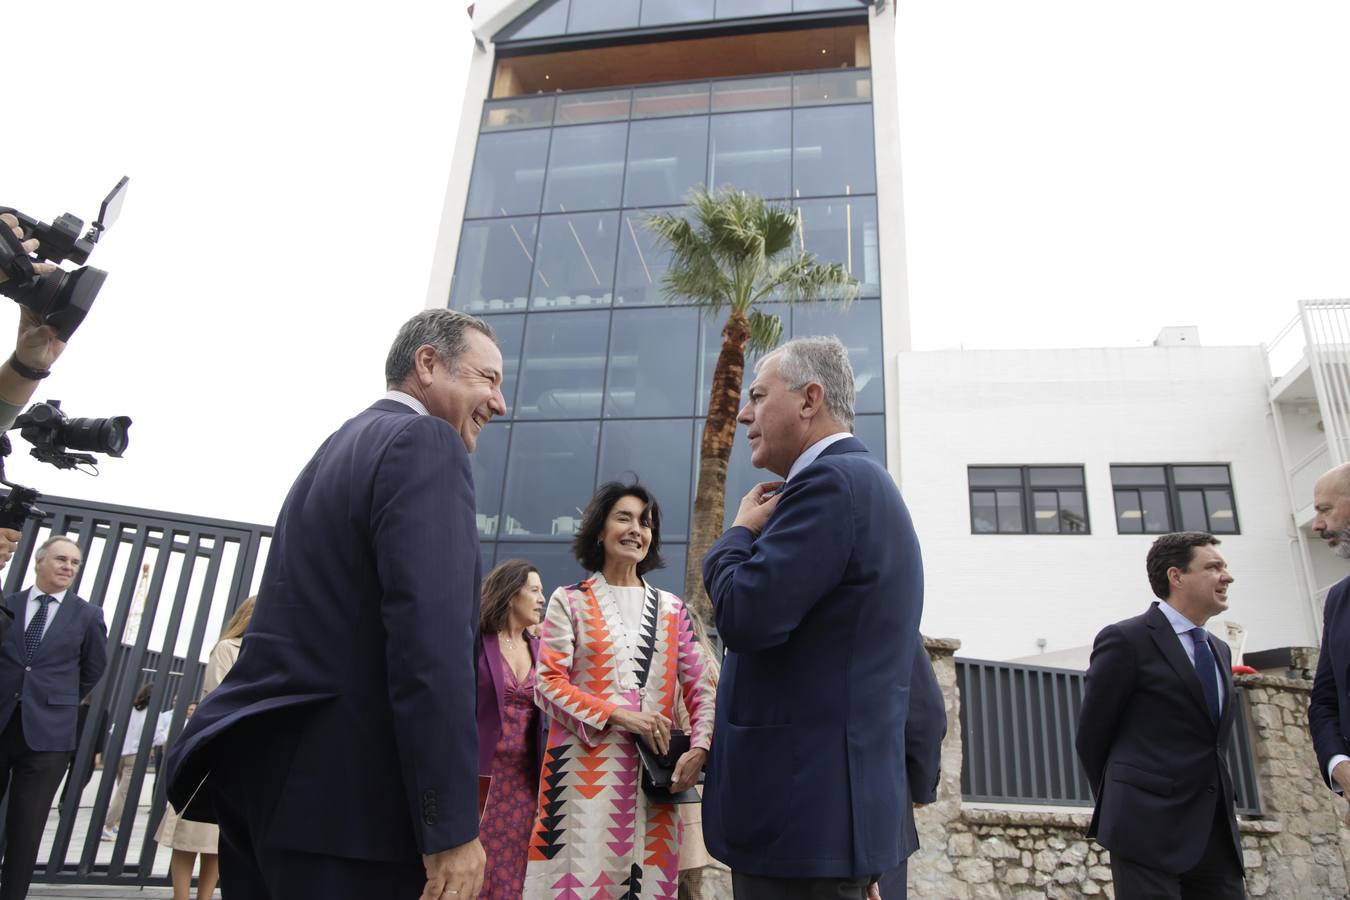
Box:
left=59, top=416, right=131, bottom=457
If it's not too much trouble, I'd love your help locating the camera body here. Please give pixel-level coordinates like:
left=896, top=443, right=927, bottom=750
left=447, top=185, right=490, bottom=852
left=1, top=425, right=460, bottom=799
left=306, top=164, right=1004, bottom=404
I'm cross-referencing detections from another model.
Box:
left=0, top=177, right=128, bottom=341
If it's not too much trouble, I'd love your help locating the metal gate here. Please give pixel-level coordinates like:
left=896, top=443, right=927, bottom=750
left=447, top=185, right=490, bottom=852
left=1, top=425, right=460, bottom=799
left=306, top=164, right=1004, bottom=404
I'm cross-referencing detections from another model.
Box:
left=0, top=492, right=272, bottom=886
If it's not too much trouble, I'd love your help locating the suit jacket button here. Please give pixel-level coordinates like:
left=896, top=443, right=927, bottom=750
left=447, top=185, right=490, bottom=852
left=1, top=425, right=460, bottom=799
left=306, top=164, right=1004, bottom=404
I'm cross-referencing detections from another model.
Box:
left=24, top=666, right=31, bottom=672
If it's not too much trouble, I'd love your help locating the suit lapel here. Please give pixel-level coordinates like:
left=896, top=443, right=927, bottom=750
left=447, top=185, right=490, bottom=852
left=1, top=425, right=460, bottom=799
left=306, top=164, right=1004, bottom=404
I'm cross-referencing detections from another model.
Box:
left=1145, top=604, right=1213, bottom=724
left=31, top=593, right=79, bottom=663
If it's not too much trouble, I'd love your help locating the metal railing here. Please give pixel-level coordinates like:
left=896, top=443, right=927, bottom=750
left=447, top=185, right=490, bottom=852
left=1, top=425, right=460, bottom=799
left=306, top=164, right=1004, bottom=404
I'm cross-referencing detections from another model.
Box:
left=957, top=658, right=1262, bottom=816
left=0, top=492, right=272, bottom=886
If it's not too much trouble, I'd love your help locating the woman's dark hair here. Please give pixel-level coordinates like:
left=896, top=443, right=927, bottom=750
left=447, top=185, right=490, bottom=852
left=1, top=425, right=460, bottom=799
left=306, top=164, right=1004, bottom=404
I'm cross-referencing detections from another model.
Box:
left=572, top=480, right=665, bottom=576
left=481, top=559, right=541, bottom=633
left=133, top=682, right=154, bottom=711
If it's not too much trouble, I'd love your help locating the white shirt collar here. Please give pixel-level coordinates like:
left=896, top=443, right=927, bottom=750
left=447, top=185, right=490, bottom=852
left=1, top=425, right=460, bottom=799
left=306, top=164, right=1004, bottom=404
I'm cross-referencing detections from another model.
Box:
left=383, top=390, right=428, bottom=416
left=29, top=586, right=68, bottom=604
left=786, top=432, right=853, bottom=482
left=1158, top=599, right=1203, bottom=636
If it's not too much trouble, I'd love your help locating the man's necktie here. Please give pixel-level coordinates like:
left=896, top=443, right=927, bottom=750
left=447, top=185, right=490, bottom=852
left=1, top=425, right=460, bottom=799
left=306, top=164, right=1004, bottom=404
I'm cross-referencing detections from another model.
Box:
left=24, top=594, right=54, bottom=660
left=1190, top=627, right=1221, bottom=723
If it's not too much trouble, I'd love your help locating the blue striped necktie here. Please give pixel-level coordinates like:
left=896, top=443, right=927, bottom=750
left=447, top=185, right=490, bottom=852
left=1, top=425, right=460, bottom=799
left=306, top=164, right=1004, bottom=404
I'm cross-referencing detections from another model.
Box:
left=24, top=594, right=54, bottom=660
left=1189, top=627, right=1221, bottom=722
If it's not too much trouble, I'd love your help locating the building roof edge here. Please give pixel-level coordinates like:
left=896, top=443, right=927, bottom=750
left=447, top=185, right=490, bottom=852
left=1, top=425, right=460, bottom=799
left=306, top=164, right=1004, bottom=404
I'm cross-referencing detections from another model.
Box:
left=471, top=0, right=539, bottom=44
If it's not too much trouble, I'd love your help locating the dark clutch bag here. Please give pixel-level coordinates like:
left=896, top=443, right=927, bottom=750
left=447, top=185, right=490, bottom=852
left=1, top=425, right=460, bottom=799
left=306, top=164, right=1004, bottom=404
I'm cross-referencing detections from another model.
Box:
left=636, top=729, right=702, bottom=805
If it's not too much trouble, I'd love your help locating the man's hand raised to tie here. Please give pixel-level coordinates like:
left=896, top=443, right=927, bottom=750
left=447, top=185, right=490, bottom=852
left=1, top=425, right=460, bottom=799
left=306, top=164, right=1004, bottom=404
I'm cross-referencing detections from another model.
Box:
left=732, top=481, right=783, bottom=535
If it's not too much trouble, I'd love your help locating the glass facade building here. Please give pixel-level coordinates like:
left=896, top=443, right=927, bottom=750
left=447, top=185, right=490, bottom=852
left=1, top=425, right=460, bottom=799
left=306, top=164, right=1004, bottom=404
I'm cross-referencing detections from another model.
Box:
left=447, top=6, right=886, bottom=592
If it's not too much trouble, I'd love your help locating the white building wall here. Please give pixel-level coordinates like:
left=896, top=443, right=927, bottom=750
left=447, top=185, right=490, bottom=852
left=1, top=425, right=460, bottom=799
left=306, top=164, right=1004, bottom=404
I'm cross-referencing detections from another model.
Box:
left=896, top=345, right=1320, bottom=663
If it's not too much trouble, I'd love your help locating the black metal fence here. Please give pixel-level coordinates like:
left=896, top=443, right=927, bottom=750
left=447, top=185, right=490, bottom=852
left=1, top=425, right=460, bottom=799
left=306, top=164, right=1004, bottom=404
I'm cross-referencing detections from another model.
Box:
left=956, top=657, right=1263, bottom=816
left=0, top=492, right=271, bottom=886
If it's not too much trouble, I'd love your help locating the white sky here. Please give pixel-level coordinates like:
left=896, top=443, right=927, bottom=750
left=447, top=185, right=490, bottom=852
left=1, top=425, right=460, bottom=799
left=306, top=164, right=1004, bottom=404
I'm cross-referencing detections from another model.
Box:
left=6, top=1, right=1349, bottom=528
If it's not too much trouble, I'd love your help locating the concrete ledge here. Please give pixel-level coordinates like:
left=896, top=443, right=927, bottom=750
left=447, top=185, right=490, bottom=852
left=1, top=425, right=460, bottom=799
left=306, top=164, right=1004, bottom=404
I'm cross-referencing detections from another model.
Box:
left=1235, top=672, right=1314, bottom=692
left=958, top=806, right=1283, bottom=836
left=924, top=636, right=962, bottom=653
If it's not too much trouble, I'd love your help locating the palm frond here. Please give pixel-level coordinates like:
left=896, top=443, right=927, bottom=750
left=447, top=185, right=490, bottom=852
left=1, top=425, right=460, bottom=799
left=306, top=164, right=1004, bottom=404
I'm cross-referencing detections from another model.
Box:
left=756, top=253, right=859, bottom=306
left=746, top=308, right=785, bottom=358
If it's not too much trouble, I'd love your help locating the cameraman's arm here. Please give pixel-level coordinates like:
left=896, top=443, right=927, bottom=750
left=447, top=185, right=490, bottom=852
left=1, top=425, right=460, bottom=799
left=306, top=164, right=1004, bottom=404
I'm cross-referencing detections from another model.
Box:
left=0, top=215, right=64, bottom=431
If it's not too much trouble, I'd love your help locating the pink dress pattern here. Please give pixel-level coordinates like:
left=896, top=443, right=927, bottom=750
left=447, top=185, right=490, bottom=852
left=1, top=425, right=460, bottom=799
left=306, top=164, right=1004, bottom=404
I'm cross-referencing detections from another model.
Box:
left=480, top=664, right=542, bottom=899
left=523, top=575, right=717, bottom=899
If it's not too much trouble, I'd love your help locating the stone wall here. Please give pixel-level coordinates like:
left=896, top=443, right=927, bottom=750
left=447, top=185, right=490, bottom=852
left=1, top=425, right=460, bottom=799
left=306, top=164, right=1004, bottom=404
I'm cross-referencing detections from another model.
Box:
left=909, top=639, right=1350, bottom=899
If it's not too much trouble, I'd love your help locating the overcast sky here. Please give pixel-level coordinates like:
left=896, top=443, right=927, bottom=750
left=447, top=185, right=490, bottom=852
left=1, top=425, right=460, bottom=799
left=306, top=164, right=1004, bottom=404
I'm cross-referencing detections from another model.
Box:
left=6, top=1, right=1348, bottom=527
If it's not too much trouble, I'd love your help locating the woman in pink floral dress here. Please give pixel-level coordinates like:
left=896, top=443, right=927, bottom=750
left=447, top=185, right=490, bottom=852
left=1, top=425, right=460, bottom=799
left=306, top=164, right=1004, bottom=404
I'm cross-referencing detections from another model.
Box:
left=476, top=559, right=549, bottom=898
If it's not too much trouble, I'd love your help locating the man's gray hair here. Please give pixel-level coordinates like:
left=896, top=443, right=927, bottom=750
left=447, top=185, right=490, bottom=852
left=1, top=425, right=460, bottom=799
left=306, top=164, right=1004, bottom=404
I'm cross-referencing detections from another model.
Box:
left=758, top=335, right=856, bottom=430
left=385, top=309, right=497, bottom=385
left=35, top=534, right=79, bottom=563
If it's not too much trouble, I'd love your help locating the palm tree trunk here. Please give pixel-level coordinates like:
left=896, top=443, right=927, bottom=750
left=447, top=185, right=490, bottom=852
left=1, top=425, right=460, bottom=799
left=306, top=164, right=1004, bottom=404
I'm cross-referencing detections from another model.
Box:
left=683, top=312, right=751, bottom=631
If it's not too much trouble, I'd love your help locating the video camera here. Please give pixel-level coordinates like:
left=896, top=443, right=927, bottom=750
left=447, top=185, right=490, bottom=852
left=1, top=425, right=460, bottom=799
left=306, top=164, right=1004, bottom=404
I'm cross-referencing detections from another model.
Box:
left=0, top=177, right=129, bottom=341
left=0, top=400, right=131, bottom=530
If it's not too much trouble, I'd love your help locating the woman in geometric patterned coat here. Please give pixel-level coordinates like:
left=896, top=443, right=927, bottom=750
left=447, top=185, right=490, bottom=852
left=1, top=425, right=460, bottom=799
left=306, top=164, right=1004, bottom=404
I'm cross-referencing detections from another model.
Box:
left=524, top=481, right=717, bottom=899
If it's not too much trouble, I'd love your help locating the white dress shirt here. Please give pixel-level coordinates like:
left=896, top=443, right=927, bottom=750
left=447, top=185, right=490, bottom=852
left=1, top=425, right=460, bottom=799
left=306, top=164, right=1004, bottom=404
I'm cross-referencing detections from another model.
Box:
left=1157, top=600, right=1224, bottom=715
left=22, top=586, right=69, bottom=642
left=786, top=432, right=853, bottom=483
left=384, top=390, right=429, bottom=416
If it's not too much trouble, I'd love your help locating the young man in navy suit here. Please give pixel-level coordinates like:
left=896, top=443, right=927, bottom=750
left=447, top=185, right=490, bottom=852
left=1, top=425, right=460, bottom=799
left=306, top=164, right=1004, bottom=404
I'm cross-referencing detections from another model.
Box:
left=0, top=535, right=107, bottom=900
left=703, top=336, right=926, bottom=899
left=1076, top=532, right=1244, bottom=900
left=166, top=310, right=505, bottom=900
left=1309, top=463, right=1350, bottom=822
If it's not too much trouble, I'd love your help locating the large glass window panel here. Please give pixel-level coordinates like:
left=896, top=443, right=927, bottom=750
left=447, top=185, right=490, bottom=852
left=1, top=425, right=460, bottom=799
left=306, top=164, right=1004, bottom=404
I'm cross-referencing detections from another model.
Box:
left=481, top=543, right=497, bottom=569
left=567, top=0, right=640, bottom=32
left=697, top=304, right=788, bottom=415
left=996, top=490, right=1025, bottom=533
left=481, top=96, right=556, bottom=132
left=709, top=110, right=791, bottom=199
left=1206, top=489, right=1238, bottom=533
left=1033, top=490, right=1060, bottom=534
left=606, top=307, right=699, bottom=417
left=450, top=218, right=537, bottom=313
left=633, top=83, right=711, bottom=118
left=555, top=90, right=633, bottom=125
left=472, top=424, right=512, bottom=538
left=643, top=544, right=687, bottom=597
left=1179, top=489, right=1208, bottom=532
left=486, top=314, right=526, bottom=416
left=1111, top=466, right=1167, bottom=486
left=1173, top=465, right=1231, bottom=485
left=790, top=300, right=883, bottom=413
left=795, top=196, right=880, bottom=296
left=793, top=105, right=876, bottom=198
left=598, top=419, right=694, bottom=538
left=530, top=212, right=620, bottom=310
left=972, top=492, right=998, bottom=534
left=853, top=414, right=884, bottom=459
left=615, top=208, right=686, bottom=307
left=542, top=123, right=628, bottom=213
left=498, top=0, right=570, bottom=41
left=1059, top=490, right=1088, bottom=533
left=712, top=76, right=793, bottom=112
left=1114, top=490, right=1143, bottom=534
left=716, top=0, right=791, bottom=18
left=515, top=310, right=610, bottom=418
left=793, top=0, right=865, bottom=10
left=501, top=543, right=588, bottom=597
left=466, top=129, right=550, bottom=218
left=794, top=70, right=873, bottom=106
left=641, top=0, right=716, bottom=25
left=624, top=117, right=709, bottom=208
left=969, top=467, right=1022, bottom=487
left=500, top=421, right=600, bottom=538
left=1140, top=489, right=1171, bottom=532
left=1029, top=467, right=1085, bottom=487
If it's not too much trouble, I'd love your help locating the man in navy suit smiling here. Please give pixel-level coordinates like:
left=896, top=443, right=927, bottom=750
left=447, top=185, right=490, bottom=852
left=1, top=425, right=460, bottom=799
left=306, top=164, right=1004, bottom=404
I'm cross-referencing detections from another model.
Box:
left=167, top=310, right=505, bottom=900
left=703, top=336, right=925, bottom=900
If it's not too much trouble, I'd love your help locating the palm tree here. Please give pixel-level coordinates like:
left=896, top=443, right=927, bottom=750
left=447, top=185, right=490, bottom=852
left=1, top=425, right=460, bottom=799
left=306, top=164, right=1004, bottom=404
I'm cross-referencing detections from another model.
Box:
left=645, top=187, right=859, bottom=630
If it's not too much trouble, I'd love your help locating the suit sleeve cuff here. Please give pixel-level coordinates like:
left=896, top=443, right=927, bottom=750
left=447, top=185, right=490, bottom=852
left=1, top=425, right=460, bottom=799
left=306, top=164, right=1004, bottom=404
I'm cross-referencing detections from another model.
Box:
left=1330, top=754, right=1350, bottom=793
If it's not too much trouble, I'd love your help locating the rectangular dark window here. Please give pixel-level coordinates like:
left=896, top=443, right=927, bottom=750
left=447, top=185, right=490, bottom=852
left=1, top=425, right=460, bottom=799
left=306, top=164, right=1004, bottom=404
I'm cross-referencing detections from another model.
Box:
left=968, top=466, right=1089, bottom=535
left=1110, top=464, right=1238, bottom=535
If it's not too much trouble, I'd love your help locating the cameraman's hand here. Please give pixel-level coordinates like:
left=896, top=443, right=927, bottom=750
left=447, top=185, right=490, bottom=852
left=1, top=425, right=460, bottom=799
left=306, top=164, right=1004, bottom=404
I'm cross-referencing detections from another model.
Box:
left=0, top=214, right=57, bottom=285
left=0, top=528, right=20, bottom=570
left=15, top=307, right=66, bottom=371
